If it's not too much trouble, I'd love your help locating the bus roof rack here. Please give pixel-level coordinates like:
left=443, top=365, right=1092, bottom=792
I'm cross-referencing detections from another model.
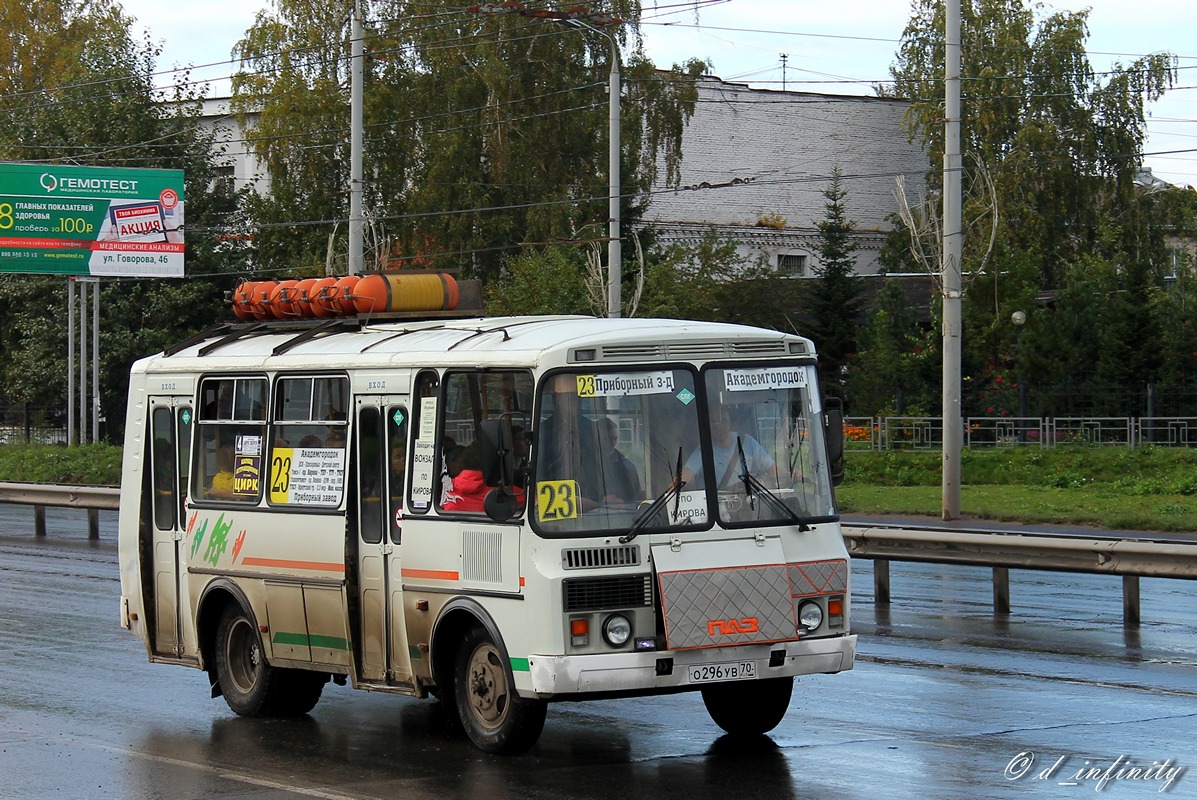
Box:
left=163, top=276, right=489, bottom=357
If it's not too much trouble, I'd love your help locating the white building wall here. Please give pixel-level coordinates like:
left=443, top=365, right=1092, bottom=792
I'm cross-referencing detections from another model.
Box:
left=643, top=77, right=928, bottom=276
left=198, top=97, right=268, bottom=196
left=197, top=79, right=927, bottom=276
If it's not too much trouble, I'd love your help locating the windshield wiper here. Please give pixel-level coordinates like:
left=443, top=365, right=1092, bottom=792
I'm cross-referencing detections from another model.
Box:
left=736, top=437, right=808, bottom=531
left=736, top=437, right=755, bottom=508
left=621, top=447, right=685, bottom=544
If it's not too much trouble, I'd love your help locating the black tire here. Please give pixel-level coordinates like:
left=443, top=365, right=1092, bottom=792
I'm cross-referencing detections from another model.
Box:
left=214, top=604, right=325, bottom=717
left=453, top=626, right=546, bottom=755
left=701, top=676, right=794, bottom=736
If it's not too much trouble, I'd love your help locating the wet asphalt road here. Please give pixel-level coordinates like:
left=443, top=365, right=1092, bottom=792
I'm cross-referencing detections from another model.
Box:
left=2, top=507, right=1196, bottom=799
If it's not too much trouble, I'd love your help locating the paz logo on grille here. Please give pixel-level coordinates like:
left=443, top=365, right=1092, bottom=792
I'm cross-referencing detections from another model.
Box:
left=707, top=617, right=760, bottom=637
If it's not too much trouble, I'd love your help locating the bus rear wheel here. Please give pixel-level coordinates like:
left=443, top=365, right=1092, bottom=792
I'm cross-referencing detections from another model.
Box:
left=701, top=676, right=794, bottom=736
left=214, top=604, right=324, bottom=717
left=453, top=626, right=546, bottom=755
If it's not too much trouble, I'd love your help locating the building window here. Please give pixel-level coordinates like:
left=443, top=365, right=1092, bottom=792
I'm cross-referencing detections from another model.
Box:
left=779, top=253, right=808, bottom=277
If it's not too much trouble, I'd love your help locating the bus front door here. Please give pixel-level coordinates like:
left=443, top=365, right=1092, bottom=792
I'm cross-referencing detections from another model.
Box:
left=353, top=398, right=414, bottom=687
left=147, top=397, right=192, bottom=658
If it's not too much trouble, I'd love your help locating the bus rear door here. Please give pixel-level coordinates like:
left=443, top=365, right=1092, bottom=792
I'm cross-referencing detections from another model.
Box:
left=146, top=394, right=192, bottom=658
left=353, top=396, right=413, bottom=687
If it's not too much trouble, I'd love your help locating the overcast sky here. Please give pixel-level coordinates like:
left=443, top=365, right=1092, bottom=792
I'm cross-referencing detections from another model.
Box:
left=119, top=0, right=1196, bottom=187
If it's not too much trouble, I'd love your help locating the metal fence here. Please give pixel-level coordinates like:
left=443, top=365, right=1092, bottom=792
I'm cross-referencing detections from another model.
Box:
left=0, top=406, right=67, bottom=445
left=844, top=415, right=1197, bottom=450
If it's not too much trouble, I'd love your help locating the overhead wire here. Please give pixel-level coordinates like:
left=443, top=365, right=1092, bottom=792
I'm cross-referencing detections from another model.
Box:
left=3, top=4, right=1193, bottom=224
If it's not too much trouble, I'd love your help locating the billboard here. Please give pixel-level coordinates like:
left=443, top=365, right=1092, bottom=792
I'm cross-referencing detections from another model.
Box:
left=0, top=162, right=184, bottom=277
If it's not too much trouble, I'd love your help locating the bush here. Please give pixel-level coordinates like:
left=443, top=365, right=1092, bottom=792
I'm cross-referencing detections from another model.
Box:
left=0, top=444, right=122, bottom=485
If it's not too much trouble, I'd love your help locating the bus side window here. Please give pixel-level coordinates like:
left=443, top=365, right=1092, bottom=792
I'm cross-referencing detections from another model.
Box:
left=438, top=370, right=532, bottom=515
left=176, top=406, right=191, bottom=520
left=406, top=371, right=440, bottom=513
left=358, top=407, right=385, bottom=545
left=268, top=376, right=349, bottom=508
left=388, top=406, right=409, bottom=543
left=151, top=407, right=176, bottom=530
left=193, top=377, right=267, bottom=504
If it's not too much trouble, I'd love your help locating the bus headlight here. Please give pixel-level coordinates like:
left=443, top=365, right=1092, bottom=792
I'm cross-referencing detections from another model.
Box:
left=798, top=601, right=824, bottom=631
left=602, top=613, right=632, bottom=647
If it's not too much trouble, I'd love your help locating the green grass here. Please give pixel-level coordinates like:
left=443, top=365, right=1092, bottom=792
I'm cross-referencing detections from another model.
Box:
left=840, top=447, right=1197, bottom=532
left=0, top=444, right=123, bottom=485
left=2, top=443, right=1194, bottom=531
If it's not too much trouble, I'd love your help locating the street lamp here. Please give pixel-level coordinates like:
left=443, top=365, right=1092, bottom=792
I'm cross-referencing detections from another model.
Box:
left=1012, top=310, right=1028, bottom=440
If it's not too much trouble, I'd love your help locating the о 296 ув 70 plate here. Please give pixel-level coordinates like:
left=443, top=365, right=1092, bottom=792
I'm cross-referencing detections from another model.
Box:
left=687, top=660, right=757, bottom=684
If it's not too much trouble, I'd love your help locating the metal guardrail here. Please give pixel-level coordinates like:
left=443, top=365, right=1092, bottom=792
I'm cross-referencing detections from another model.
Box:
left=0, top=483, right=1186, bottom=626
left=0, top=481, right=119, bottom=540
left=842, top=522, right=1197, bottom=626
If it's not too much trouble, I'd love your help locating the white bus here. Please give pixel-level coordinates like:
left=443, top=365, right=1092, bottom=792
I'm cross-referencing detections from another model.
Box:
left=118, top=305, right=855, bottom=754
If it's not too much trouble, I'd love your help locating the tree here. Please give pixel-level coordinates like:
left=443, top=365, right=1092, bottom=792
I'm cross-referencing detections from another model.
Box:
left=485, top=247, right=591, bottom=316
left=232, top=0, right=706, bottom=283
left=0, top=0, right=244, bottom=437
left=883, top=0, right=1178, bottom=412
left=634, top=228, right=792, bottom=329
left=848, top=280, right=938, bottom=415
left=803, top=168, right=864, bottom=391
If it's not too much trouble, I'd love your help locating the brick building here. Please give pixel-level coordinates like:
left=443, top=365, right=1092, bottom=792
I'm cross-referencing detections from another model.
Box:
left=643, top=76, right=928, bottom=277
left=199, top=76, right=930, bottom=280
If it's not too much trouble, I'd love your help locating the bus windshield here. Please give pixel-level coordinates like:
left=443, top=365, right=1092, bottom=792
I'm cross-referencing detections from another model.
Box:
left=696, top=363, right=837, bottom=526
left=531, top=368, right=702, bottom=536
left=529, top=362, right=836, bottom=536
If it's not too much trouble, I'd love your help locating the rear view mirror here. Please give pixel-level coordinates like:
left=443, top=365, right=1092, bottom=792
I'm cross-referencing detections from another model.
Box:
left=478, top=418, right=519, bottom=522
left=478, top=418, right=515, bottom=489
left=824, top=398, right=845, bottom=486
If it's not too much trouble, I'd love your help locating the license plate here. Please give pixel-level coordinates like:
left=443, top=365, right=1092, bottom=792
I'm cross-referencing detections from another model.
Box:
left=687, top=660, right=757, bottom=684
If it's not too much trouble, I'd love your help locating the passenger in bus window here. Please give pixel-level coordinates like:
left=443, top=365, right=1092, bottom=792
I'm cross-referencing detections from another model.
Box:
left=682, top=406, right=775, bottom=489
left=598, top=417, right=640, bottom=504
left=153, top=438, right=174, bottom=490
left=391, top=442, right=406, bottom=479
left=326, top=427, right=346, bottom=448
left=208, top=444, right=236, bottom=499
left=511, top=425, right=529, bottom=487
left=442, top=444, right=525, bottom=513
left=390, top=443, right=406, bottom=500
left=440, top=444, right=466, bottom=506
left=537, top=374, right=602, bottom=508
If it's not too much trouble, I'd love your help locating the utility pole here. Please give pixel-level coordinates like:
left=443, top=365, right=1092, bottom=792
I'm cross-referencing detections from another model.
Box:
left=348, top=0, right=365, bottom=275
left=780, top=53, right=788, bottom=91
left=600, top=23, right=622, bottom=318
left=942, top=0, right=963, bottom=519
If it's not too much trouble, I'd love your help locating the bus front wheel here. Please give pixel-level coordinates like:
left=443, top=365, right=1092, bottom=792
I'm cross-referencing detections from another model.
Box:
left=453, top=626, right=546, bottom=754
left=701, top=676, right=794, bottom=736
left=214, top=604, right=324, bottom=717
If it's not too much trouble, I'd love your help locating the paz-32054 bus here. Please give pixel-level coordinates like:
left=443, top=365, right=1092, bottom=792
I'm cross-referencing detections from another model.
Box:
left=118, top=292, right=855, bottom=754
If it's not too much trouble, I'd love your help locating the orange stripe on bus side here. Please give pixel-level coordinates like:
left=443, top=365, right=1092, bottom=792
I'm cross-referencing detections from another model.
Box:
left=401, top=568, right=460, bottom=581
left=241, top=557, right=346, bottom=573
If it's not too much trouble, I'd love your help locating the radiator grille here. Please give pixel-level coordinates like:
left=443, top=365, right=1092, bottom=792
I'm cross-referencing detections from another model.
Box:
left=667, top=342, right=727, bottom=358
left=600, top=344, right=665, bottom=360
left=731, top=340, right=790, bottom=355
left=561, top=545, right=641, bottom=570
left=597, top=340, right=792, bottom=362
left=563, top=574, right=652, bottom=612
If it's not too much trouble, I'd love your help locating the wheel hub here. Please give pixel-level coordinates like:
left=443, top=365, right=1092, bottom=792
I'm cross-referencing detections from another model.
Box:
left=467, top=646, right=506, bottom=727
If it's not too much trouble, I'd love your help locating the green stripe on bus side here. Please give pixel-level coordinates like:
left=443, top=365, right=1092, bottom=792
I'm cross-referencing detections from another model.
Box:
left=510, top=657, right=530, bottom=672
left=272, top=632, right=350, bottom=651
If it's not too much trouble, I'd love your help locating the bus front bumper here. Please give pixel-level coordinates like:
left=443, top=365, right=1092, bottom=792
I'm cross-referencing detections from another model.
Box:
left=524, top=633, right=856, bottom=696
